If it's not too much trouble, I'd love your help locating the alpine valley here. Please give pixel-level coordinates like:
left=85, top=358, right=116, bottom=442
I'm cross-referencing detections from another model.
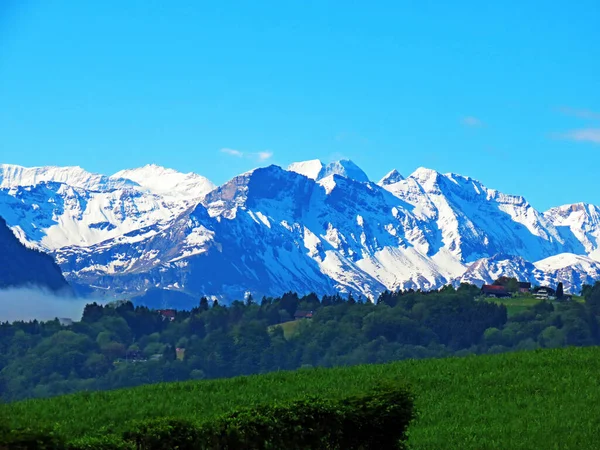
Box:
left=1, top=160, right=599, bottom=307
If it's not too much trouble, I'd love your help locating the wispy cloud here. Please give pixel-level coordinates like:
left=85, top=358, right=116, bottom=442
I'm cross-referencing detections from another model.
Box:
left=220, top=148, right=244, bottom=157
left=557, top=107, right=600, bottom=121
left=257, top=151, right=273, bottom=161
left=461, top=116, right=484, bottom=127
left=553, top=129, right=600, bottom=145
left=220, top=148, right=274, bottom=162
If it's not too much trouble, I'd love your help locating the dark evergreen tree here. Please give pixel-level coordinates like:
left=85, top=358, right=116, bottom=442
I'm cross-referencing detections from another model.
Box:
left=556, top=282, right=564, bottom=300
left=347, top=293, right=356, bottom=305
left=163, top=344, right=177, bottom=361
left=82, top=303, right=104, bottom=323
left=199, top=297, right=210, bottom=311
left=584, top=281, right=600, bottom=315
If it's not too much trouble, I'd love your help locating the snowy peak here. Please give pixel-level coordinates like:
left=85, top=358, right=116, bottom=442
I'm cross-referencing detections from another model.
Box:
left=378, top=169, right=404, bottom=185
left=0, top=164, right=138, bottom=192
left=545, top=203, right=600, bottom=225
left=287, top=159, right=369, bottom=183
left=287, top=159, right=324, bottom=180
left=320, top=160, right=369, bottom=183
left=203, top=164, right=317, bottom=219
left=113, top=164, right=215, bottom=200
left=408, top=167, right=442, bottom=192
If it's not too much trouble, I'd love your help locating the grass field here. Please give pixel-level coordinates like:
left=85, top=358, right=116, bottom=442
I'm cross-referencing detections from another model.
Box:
left=3, top=346, right=600, bottom=448
left=267, top=318, right=305, bottom=339
left=484, top=295, right=585, bottom=316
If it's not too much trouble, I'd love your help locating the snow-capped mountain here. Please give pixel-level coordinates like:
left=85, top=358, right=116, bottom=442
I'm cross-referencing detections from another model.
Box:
left=113, top=164, right=215, bottom=200
left=0, top=164, right=138, bottom=192
left=0, top=182, right=192, bottom=250
left=288, top=159, right=370, bottom=183
left=379, top=169, right=405, bottom=185
left=1, top=159, right=599, bottom=305
left=544, top=203, right=600, bottom=260
left=379, top=167, right=576, bottom=263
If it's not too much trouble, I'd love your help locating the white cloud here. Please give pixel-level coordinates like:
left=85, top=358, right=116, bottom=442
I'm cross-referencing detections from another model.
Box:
left=220, top=148, right=244, bottom=157
left=256, top=151, right=273, bottom=161
left=461, top=116, right=483, bottom=127
left=220, top=148, right=273, bottom=162
left=555, top=129, right=600, bottom=144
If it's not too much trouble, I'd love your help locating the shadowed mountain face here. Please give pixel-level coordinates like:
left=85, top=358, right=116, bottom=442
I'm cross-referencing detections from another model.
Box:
left=1, top=160, right=600, bottom=305
left=0, top=216, right=71, bottom=292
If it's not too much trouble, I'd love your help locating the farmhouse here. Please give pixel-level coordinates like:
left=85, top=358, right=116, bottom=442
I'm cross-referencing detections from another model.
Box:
left=294, top=310, right=314, bottom=320
left=158, top=309, right=176, bottom=321
left=518, top=282, right=532, bottom=293
left=533, top=287, right=555, bottom=300
left=481, top=285, right=511, bottom=298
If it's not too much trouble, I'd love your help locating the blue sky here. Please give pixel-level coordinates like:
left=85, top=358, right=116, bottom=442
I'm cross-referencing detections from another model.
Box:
left=0, top=1, right=599, bottom=210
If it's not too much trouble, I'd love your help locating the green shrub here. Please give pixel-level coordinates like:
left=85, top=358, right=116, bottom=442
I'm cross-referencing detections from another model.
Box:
left=196, top=397, right=342, bottom=449
left=0, top=424, right=65, bottom=450
left=123, top=383, right=415, bottom=449
left=123, top=418, right=201, bottom=450
left=66, top=435, right=131, bottom=450
left=337, top=382, right=415, bottom=449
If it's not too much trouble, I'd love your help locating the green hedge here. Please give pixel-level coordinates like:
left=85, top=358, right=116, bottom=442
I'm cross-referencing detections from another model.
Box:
left=125, top=383, right=415, bottom=450
left=2, top=383, right=415, bottom=450
left=0, top=425, right=65, bottom=450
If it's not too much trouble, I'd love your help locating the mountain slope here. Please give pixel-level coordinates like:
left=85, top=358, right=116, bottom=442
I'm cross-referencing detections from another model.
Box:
left=544, top=203, right=600, bottom=260
left=0, top=216, right=70, bottom=292
left=381, top=168, right=579, bottom=263
left=0, top=182, right=190, bottom=250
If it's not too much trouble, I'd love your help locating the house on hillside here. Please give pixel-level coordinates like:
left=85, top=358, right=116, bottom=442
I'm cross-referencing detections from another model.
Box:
left=294, top=310, right=314, bottom=320
left=481, top=285, right=511, bottom=298
left=518, top=282, right=532, bottom=294
left=533, top=287, right=556, bottom=300
left=158, top=309, right=176, bottom=321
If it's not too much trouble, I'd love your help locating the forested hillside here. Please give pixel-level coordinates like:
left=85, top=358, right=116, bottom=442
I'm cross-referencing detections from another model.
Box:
left=2, top=282, right=600, bottom=402
left=0, top=216, right=70, bottom=292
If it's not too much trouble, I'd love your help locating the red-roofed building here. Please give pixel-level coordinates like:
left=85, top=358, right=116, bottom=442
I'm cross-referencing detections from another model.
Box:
left=158, top=309, right=176, bottom=321
left=294, top=310, right=314, bottom=320
left=518, top=282, right=532, bottom=293
left=481, top=285, right=510, bottom=298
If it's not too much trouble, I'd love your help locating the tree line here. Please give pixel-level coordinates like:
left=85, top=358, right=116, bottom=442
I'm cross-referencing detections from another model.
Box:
left=1, top=282, right=600, bottom=402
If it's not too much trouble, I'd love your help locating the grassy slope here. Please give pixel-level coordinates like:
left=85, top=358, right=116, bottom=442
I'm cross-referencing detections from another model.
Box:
left=3, top=347, right=600, bottom=449
left=269, top=318, right=303, bottom=339
left=485, top=295, right=585, bottom=316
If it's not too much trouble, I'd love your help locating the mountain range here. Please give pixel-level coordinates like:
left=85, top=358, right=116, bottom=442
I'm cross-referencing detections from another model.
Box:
left=1, top=160, right=599, bottom=306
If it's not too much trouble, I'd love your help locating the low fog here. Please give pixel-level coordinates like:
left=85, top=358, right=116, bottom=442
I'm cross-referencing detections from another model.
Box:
left=0, top=287, right=98, bottom=323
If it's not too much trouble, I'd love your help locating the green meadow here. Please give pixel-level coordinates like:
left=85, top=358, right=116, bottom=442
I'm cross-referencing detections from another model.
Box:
left=485, top=294, right=585, bottom=316
left=3, top=346, right=600, bottom=449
